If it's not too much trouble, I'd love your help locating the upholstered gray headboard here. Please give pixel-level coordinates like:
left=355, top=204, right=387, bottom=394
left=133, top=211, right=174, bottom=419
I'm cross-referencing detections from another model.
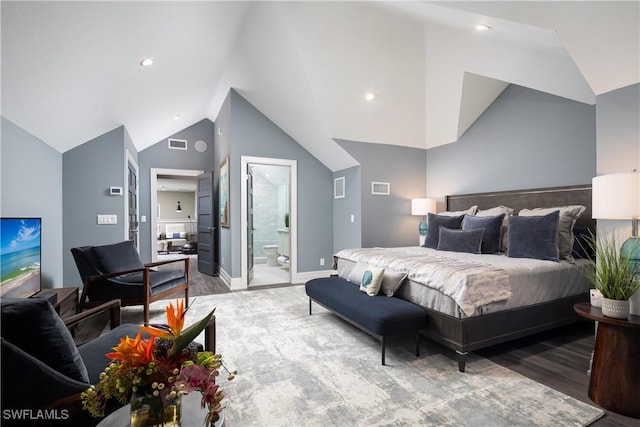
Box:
left=446, top=184, right=594, bottom=232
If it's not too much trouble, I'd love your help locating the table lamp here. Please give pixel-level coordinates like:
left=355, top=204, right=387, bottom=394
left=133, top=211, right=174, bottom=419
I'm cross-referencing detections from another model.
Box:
left=411, top=198, right=437, bottom=236
left=592, top=171, right=640, bottom=314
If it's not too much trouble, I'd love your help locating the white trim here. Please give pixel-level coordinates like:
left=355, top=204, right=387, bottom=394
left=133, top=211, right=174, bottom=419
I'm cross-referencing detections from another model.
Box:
left=150, top=168, right=204, bottom=263
left=241, top=156, right=297, bottom=290
left=294, top=270, right=334, bottom=284
left=125, top=150, right=139, bottom=247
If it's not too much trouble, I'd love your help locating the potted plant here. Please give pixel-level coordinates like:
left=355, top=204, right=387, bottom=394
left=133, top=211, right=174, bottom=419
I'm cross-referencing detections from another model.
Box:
left=284, top=213, right=290, bottom=229
left=585, top=232, right=640, bottom=319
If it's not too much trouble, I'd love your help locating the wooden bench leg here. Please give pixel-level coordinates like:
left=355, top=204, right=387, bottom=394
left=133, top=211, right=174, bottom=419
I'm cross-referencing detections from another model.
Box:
left=205, top=315, right=216, bottom=353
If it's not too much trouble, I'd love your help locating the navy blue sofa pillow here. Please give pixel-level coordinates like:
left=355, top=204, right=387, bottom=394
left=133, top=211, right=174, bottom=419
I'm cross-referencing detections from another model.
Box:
left=437, top=228, right=484, bottom=254
left=424, top=213, right=464, bottom=249
left=507, top=211, right=560, bottom=261
left=91, top=240, right=144, bottom=273
left=462, top=213, right=505, bottom=254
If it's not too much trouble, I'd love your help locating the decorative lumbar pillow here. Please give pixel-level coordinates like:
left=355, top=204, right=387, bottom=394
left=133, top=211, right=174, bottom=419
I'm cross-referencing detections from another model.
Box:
left=359, top=265, right=385, bottom=296
left=462, top=214, right=506, bottom=254
left=346, top=261, right=368, bottom=285
left=508, top=210, right=560, bottom=261
left=380, top=269, right=408, bottom=297
left=518, top=205, right=586, bottom=261
left=0, top=298, right=89, bottom=383
left=438, top=205, right=478, bottom=217
left=437, top=227, right=484, bottom=254
left=424, top=213, right=464, bottom=249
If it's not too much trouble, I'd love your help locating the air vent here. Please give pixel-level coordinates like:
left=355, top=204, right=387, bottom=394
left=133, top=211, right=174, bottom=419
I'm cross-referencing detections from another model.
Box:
left=371, top=181, right=390, bottom=195
left=168, top=138, right=187, bottom=150
left=334, top=177, right=345, bottom=199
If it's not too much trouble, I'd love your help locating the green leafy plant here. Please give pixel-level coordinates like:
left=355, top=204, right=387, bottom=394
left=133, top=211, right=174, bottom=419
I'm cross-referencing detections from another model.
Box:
left=585, top=231, right=640, bottom=300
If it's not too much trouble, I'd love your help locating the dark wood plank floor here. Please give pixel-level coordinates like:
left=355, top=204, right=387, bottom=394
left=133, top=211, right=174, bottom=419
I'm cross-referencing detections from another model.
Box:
left=76, top=264, right=637, bottom=426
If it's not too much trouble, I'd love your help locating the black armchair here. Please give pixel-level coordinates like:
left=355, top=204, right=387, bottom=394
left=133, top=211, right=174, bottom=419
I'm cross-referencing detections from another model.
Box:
left=0, top=297, right=128, bottom=426
left=71, top=240, right=189, bottom=323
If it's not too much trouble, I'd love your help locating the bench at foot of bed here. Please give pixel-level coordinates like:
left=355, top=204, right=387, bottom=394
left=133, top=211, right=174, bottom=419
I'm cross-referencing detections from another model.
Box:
left=305, top=276, right=427, bottom=365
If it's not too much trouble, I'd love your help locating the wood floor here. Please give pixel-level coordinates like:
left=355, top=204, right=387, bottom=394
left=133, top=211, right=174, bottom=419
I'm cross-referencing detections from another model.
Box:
left=78, top=268, right=637, bottom=426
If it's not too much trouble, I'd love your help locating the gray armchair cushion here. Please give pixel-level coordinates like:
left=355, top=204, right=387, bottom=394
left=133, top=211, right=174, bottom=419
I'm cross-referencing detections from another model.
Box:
left=90, top=240, right=144, bottom=273
left=0, top=298, right=89, bottom=383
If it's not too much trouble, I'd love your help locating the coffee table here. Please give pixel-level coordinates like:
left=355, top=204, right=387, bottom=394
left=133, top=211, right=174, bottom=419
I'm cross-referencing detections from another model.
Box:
left=96, top=393, right=224, bottom=426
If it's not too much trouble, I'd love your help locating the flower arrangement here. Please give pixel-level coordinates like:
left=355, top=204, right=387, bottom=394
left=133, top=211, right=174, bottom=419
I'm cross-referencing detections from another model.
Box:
left=81, top=300, right=236, bottom=426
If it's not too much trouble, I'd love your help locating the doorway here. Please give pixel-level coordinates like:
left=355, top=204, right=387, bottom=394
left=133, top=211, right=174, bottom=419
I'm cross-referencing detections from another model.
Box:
left=241, top=156, right=297, bottom=288
left=150, top=168, right=203, bottom=264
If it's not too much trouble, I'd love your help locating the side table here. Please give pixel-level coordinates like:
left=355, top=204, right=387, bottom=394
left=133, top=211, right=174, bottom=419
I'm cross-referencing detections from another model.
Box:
left=574, top=302, right=640, bottom=419
left=33, top=287, right=79, bottom=318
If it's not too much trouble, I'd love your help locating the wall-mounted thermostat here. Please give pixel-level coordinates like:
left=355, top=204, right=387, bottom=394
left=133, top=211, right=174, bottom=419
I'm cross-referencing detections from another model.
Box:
left=109, top=186, right=123, bottom=196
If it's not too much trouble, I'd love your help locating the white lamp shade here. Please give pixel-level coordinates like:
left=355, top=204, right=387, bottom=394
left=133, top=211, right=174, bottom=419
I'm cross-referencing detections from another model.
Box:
left=592, top=172, right=640, bottom=219
left=411, top=198, right=437, bottom=216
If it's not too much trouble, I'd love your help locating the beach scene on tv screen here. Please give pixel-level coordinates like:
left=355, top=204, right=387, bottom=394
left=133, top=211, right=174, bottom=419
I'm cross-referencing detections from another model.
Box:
left=1, top=218, right=41, bottom=298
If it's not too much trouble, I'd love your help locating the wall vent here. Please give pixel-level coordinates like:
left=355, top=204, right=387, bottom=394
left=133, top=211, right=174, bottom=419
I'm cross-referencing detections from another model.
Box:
left=334, top=177, right=345, bottom=199
left=168, top=138, right=187, bottom=150
left=371, top=181, right=390, bottom=195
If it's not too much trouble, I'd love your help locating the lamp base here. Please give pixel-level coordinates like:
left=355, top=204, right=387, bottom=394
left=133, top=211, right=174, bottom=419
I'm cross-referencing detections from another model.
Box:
left=621, top=237, right=640, bottom=316
left=418, top=221, right=427, bottom=236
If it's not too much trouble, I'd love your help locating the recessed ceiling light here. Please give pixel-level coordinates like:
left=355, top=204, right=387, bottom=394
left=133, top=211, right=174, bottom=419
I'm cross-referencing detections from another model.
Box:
left=475, top=25, right=491, bottom=31
left=365, top=92, right=375, bottom=101
left=140, top=57, right=154, bottom=67
left=173, top=115, right=181, bottom=120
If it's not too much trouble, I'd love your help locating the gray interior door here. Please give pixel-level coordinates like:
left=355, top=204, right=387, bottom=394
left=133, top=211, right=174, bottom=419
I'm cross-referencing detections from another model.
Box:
left=197, top=172, right=215, bottom=276
left=127, top=161, right=138, bottom=248
left=247, top=169, right=254, bottom=284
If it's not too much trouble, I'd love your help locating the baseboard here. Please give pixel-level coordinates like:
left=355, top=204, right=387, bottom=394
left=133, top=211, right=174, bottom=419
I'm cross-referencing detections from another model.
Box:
left=293, top=270, right=334, bottom=284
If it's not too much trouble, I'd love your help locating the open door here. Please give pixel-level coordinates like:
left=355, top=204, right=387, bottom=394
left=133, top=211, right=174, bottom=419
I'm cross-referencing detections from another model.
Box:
left=197, top=172, right=215, bottom=276
left=247, top=169, right=254, bottom=284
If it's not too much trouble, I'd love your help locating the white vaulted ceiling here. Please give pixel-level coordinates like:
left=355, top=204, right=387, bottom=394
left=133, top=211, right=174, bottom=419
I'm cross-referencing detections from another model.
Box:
left=2, top=1, right=638, bottom=171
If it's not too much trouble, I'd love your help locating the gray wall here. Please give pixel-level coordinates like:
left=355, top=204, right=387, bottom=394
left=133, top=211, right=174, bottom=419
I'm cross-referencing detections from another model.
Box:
left=336, top=140, right=427, bottom=248
left=595, top=83, right=640, bottom=237
left=426, top=84, right=597, bottom=204
left=63, top=127, right=128, bottom=284
left=333, top=166, right=362, bottom=251
left=1, top=117, right=64, bottom=289
left=218, top=89, right=334, bottom=277
left=138, top=119, right=216, bottom=263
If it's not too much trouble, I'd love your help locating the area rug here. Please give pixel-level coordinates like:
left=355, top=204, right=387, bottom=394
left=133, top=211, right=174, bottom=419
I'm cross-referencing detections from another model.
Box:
left=120, top=285, right=604, bottom=427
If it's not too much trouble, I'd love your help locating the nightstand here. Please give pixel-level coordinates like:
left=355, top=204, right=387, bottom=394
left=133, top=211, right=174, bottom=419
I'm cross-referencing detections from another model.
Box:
left=574, top=302, right=640, bottom=419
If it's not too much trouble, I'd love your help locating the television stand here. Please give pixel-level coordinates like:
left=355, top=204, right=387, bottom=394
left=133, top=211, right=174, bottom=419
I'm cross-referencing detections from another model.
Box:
left=32, top=287, right=78, bottom=318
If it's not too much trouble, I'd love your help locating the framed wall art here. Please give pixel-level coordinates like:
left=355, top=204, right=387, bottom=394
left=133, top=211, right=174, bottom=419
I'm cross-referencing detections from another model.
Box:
left=219, top=157, right=230, bottom=227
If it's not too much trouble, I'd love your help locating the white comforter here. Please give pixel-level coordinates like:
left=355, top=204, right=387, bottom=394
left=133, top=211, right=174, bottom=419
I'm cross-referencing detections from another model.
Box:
left=335, top=247, right=512, bottom=316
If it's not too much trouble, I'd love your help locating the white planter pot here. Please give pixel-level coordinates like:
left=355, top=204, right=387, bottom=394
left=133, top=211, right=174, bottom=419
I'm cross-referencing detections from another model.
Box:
left=601, top=297, right=630, bottom=319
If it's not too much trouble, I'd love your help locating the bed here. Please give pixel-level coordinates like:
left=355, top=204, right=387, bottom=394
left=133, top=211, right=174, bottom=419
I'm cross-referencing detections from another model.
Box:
left=333, top=184, right=594, bottom=371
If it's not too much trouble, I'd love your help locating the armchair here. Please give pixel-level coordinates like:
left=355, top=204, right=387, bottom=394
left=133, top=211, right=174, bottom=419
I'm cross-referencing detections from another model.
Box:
left=71, top=240, right=189, bottom=323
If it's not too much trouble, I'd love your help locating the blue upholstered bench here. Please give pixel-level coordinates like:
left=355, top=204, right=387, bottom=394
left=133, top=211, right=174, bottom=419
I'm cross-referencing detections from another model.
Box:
left=305, top=276, right=427, bottom=365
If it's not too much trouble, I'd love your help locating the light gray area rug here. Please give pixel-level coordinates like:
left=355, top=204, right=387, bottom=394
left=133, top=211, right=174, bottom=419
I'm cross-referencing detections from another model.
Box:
left=121, top=285, right=604, bottom=427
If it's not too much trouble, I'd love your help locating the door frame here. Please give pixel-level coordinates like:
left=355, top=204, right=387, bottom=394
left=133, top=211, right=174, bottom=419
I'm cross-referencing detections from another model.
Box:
left=240, top=156, right=297, bottom=289
left=150, top=168, right=204, bottom=263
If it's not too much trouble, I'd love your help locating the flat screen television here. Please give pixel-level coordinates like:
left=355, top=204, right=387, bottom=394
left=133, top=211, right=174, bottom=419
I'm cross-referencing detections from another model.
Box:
left=1, top=217, right=41, bottom=298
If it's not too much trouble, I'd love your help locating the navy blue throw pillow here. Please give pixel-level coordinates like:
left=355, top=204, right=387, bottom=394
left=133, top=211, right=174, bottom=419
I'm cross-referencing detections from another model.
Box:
left=462, top=214, right=506, bottom=254
left=437, top=228, right=484, bottom=254
left=507, top=211, right=560, bottom=261
left=424, top=214, right=464, bottom=249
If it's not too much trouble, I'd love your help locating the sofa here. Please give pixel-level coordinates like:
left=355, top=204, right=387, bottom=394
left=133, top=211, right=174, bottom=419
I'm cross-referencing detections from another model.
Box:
left=157, top=223, right=188, bottom=253
left=305, top=276, right=426, bottom=365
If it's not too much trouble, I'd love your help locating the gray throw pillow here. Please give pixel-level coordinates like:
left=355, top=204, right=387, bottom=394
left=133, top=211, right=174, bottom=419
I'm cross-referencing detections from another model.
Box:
left=424, top=213, right=464, bottom=249
left=462, top=214, right=505, bottom=254
left=0, top=298, right=89, bottom=383
left=507, top=211, right=560, bottom=261
left=437, top=227, right=484, bottom=254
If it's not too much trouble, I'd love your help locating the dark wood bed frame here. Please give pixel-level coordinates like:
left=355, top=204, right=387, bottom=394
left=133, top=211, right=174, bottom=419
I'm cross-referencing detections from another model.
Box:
left=422, top=184, right=594, bottom=372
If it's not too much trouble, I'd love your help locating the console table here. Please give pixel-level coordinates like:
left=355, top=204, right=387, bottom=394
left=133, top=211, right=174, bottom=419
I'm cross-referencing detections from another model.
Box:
left=574, top=302, right=640, bottom=418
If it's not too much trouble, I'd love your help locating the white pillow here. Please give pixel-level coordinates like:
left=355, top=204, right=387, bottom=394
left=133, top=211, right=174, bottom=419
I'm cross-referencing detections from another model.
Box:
left=359, top=266, right=385, bottom=296
left=347, top=262, right=368, bottom=285
left=438, top=205, right=478, bottom=217
left=518, top=205, right=586, bottom=261
left=380, top=270, right=407, bottom=297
